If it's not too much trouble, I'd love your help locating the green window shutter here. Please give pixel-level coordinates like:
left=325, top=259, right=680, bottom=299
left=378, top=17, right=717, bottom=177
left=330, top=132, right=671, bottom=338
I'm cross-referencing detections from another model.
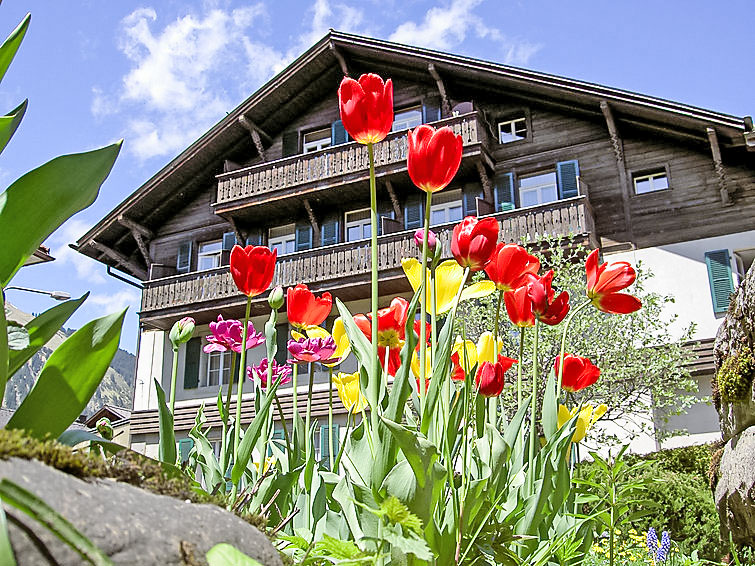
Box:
left=462, top=187, right=482, bottom=217
left=320, top=424, right=340, bottom=469
left=282, top=131, right=299, bottom=157
left=295, top=223, right=313, bottom=251
left=404, top=195, right=424, bottom=230
left=246, top=230, right=263, bottom=247
left=556, top=160, right=580, bottom=199
left=321, top=217, right=340, bottom=246
left=274, top=322, right=288, bottom=366
left=494, top=173, right=516, bottom=212
left=176, top=241, right=192, bottom=274
left=705, top=250, right=735, bottom=314
left=178, top=438, right=194, bottom=464
left=183, top=337, right=201, bottom=390
left=331, top=120, right=349, bottom=145
left=422, top=100, right=441, bottom=123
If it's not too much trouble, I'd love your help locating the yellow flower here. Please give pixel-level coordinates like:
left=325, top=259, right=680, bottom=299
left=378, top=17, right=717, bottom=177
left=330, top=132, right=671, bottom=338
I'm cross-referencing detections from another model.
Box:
left=475, top=331, right=504, bottom=365
left=452, top=338, right=478, bottom=375
left=411, top=348, right=434, bottom=382
left=333, top=371, right=368, bottom=413
left=557, top=403, right=607, bottom=443
left=401, top=258, right=495, bottom=314
left=291, top=317, right=351, bottom=367
left=253, top=456, right=275, bottom=474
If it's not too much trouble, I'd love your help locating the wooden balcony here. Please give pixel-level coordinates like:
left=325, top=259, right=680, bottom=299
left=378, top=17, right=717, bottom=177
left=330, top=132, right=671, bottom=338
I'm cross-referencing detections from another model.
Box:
left=213, top=112, right=490, bottom=213
left=140, top=196, right=597, bottom=326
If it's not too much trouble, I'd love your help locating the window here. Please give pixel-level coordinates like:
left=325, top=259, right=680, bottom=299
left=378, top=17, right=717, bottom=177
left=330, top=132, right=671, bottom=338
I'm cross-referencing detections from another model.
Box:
left=498, top=115, right=527, bottom=144
left=302, top=128, right=332, bottom=153
left=345, top=209, right=371, bottom=242
left=205, top=350, right=232, bottom=387
left=269, top=224, right=296, bottom=256
left=430, top=189, right=463, bottom=226
left=734, top=248, right=755, bottom=284
left=197, top=240, right=222, bottom=271
left=633, top=170, right=669, bottom=194
left=392, top=106, right=422, bottom=132
left=519, top=172, right=558, bottom=207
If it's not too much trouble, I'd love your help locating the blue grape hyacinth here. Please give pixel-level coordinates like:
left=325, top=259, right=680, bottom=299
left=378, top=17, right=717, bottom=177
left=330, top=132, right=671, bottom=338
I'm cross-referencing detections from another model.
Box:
left=646, top=527, right=671, bottom=562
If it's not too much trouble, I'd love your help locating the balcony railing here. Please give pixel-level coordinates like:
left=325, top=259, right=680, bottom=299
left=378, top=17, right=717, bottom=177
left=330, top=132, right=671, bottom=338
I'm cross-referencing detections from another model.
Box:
left=214, top=112, right=488, bottom=207
left=141, top=196, right=596, bottom=314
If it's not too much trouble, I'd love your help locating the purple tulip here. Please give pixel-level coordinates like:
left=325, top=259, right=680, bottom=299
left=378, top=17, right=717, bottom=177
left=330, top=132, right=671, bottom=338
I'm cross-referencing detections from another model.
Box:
left=287, top=336, right=339, bottom=364
left=203, top=315, right=264, bottom=354
left=247, top=358, right=292, bottom=389
left=413, top=228, right=437, bottom=252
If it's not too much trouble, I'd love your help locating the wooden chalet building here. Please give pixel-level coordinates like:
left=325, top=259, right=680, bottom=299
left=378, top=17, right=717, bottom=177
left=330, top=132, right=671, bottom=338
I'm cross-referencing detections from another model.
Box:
left=75, top=31, right=755, bottom=457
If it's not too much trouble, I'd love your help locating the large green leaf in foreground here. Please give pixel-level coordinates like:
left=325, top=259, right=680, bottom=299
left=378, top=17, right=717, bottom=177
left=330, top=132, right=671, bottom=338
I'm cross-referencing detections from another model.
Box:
left=0, top=142, right=121, bottom=287
left=7, top=309, right=126, bottom=439
left=0, top=99, right=27, bottom=156
left=0, top=14, right=30, bottom=85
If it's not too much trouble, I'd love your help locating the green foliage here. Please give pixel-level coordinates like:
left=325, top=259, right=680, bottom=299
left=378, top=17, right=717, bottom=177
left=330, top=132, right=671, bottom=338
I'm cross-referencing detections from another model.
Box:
left=716, top=346, right=755, bottom=402
left=0, top=500, right=16, bottom=566
left=154, top=378, right=177, bottom=464
left=206, top=543, right=262, bottom=566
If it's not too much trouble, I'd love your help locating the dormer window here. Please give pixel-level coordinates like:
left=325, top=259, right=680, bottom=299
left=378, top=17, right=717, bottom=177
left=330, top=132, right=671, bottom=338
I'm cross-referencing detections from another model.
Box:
left=633, top=170, right=669, bottom=194
left=498, top=115, right=527, bottom=144
left=302, top=128, right=332, bottom=153
left=392, top=106, right=423, bottom=132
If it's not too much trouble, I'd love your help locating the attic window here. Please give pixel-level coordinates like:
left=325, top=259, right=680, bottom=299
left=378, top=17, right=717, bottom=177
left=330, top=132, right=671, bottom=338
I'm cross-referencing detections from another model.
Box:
left=498, top=115, right=527, bottom=143
left=633, top=170, right=669, bottom=194
left=303, top=128, right=332, bottom=153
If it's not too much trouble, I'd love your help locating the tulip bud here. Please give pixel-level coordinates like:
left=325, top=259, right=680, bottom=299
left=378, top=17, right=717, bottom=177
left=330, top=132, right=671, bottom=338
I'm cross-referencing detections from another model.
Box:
left=169, top=316, right=195, bottom=351
left=96, top=417, right=114, bottom=441
left=268, top=285, right=284, bottom=310
left=413, top=228, right=437, bottom=253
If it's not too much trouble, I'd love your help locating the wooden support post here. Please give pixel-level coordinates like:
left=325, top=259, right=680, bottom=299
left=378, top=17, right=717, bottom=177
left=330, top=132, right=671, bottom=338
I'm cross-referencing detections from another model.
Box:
left=89, top=240, right=147, bottom=280
left=428, top=63, right=451, bottom=118
left=600, top=100, right=634, bottom=244
left=238, top=116, right=270, bottom=161
left=707, top=127, right=732, bottom=205
left=117, top=215, right=153, bottom=266
left=475, top=160, right=494, bottom=203
left=227, top=216, right=245, bottom=245
left=303, top=199, right=320, bottom=242
left=329, top=41, right=349, bottom=76
left=385, top=180, right=402, bottom=220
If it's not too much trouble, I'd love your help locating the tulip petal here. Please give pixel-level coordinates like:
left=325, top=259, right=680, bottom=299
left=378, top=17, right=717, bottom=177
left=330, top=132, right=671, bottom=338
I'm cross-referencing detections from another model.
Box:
left=460, top=280, right=496, bottom=302
left=596, top=292, right=642, bottom=314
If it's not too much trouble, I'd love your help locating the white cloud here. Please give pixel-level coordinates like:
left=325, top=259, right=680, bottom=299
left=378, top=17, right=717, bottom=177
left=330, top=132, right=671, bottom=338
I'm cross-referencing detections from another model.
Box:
left=47, top=219, right=106, bottom=285
left=389, top=0, right=541, bottom=65
left=87, top=289, right=140, bottom=316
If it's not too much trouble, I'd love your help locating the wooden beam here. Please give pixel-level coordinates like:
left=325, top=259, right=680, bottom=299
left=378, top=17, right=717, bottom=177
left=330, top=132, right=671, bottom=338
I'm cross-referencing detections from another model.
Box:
left=302, top=199, right=320, bottom=242
left=428, top=63, right=451, bottom=118
left=385, top=180, right=402, bottom=220
left=89, top=240, right=147, bottom=280
left=707, top=127, right=732, bottom=205
left=474, top=161, right=494, bottom=202
left=600, top=100, right=634, bottom=244
left=238, top=115, right=271, bottom=146
left=227, top=216, right=245, bottom=244
left=117, top=215, right=153, bottom=239
left=133, top=231, right=151, bottom=266
left=329, top=41, right=349, bottom=76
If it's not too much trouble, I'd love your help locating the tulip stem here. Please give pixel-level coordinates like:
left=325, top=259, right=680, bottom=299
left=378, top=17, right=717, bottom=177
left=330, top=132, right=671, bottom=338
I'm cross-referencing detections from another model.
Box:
left=517, top=328, right=525, bottom=411
left=556, top=300, right=591, bottom=401
left=220, top=351, right=237, bottom=472
left=292, top=362, right=298, bottom=428
left=368, top=142, right=380, bottom=437
left=528, top=318, right=540, bottom=490
left=230, top=296, right=252, bottom=502
left=169, top=349, right=179, bottom=417
left=306, top=362, right=314, bottom=465
left=274, top=393, right=291, bottom=455
left=419, top=190, right=433, bottom=412
left=328, top=367, right=334, bottom=471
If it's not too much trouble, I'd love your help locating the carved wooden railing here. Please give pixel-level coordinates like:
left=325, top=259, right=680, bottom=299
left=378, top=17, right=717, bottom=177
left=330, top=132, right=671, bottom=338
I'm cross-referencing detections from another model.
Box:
left=141, top=197, right=595, bottom=313
left=215, top=112, right=487, bottom=206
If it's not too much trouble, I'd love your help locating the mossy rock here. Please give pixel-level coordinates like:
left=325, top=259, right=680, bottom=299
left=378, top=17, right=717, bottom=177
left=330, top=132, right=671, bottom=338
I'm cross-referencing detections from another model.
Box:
left=717, top=347, right=755, bottom=403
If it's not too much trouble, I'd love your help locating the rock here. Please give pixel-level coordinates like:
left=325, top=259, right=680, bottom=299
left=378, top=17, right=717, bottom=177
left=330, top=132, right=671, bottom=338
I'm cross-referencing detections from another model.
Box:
left=714, top=427, right=755, bottom=545
left=0, top=457, right=283, bottom=565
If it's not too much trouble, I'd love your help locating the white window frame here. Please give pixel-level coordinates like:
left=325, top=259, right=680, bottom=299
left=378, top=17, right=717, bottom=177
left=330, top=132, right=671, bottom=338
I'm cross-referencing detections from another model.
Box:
left=734, top=248, right=755, bottom=284
left=197, top=240, right=222, bottom=271
left=203, top=349, right=232, bottom=388
left=302, top=128, right=332, bottom=153
left=633, top=170, right=669, bottom=195
left=429, top=189, right=463, bottom=226
left=345, top=209, right=371, bottom=242
left=392, top=105, right=423, bottom=132
left=518, top=171, right=558, bottom=208
left=268, top=224, right=296, bottom=256
left=498, top=116, right=527, bottom=144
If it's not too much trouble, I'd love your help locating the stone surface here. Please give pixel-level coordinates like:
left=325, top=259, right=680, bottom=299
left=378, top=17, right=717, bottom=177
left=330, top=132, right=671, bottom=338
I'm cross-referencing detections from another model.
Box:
left=0, top=457, right=283, bottom=566
left=714, top=427, right=755, bottom=545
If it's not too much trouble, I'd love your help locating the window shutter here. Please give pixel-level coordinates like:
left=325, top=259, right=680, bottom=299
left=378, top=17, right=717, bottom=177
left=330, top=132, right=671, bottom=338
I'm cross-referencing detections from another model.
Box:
left=321, top=217, right=340, bottom=246
left=183, top=337, right=201, bottom=390
left=331, top=120, right=349, bottom=145
left=176, top=241, right=192, bottom=274
left=282, top=131, right=299, bottom=157
left=178, top=438, right=194, bottom=464
left=556, top=160, right=580, bottom=199
left=422, top=99, right=441, bottom=123
left=221, top=231, right=236, bottom=265
left=494, top=173, right=515, bottom=212
left=705, top=250, right=735, bottom=314
left=274, top=323, right=288, bottom=366
left=404, top=195, right=424, bottom=230
left=246, top=230, right=263, bottom=246
left=295, top=223, right=313, bottom=251
left=377, top=209, right=394, bottom=236
left=320, top=424, right=340, bottom=469
left=462, top=187, right=482, bottom=217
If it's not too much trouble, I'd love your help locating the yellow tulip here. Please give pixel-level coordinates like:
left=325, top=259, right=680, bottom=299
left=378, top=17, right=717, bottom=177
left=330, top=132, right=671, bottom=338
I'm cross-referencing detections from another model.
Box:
left=291, top=317, right=351, bottom=367
left=452, top=338, right=477, bottom=374
left=557, top=403, right=607, bottom=443
left=401, top=258, right=495, bottom=314
left=411, top=347, right=434, bottom=381
left=476, top=331, right=504, bottom=365
left=332, top=371, right=368, bottom=413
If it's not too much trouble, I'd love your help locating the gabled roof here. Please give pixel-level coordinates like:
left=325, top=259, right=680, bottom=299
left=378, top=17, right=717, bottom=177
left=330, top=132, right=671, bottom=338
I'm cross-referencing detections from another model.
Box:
left=75, top=30, right=752, bottom=276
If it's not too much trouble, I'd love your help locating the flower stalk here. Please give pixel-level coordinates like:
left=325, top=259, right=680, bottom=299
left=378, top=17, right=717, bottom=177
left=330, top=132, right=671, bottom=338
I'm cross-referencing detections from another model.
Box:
left=230, top=296, right=252, bottom=501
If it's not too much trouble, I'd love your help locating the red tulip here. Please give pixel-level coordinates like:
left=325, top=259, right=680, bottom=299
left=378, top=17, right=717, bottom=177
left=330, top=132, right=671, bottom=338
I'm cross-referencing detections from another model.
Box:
left=585, top=249, right=642, bottom=314
left=338, top=74, right=393, bottom=145
left=484, top=243, right=540, bottom=292
left=407, top=124, right=463, bottom=193
left=504, top=285, right=535, bottom=327
left=554, top=353, right=600, bottom=393
left=354, top=297, right=409, bottom=376
left=451, top=216, right=499, bottom=272
left=528, top=271, right=570, bottom=326
left=230, top=244, right=277, bottom=298
left=286, top=284, right=333, bottom=329
left=451, top=351, right=466, bottom=382
left=475, top=354, right=516, bottom=397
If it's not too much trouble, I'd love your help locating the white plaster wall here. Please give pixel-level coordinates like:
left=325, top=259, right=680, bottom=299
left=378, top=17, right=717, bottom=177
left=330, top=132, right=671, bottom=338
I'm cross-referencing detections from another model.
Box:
left=133, top=329, right=170, bottom=411
left=607, top=229, right=755, bottom=341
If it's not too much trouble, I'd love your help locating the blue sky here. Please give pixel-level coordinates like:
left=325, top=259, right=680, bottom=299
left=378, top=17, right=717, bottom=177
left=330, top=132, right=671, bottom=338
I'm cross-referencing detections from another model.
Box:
left=3, top=0, right=753, bottom=353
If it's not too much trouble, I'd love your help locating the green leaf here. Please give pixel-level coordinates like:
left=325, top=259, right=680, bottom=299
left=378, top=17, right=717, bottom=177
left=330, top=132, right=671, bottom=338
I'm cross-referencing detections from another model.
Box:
left=315, top=534, right=365, bottom=560
left=57, top=429, right=125, bottom=455
left=541, top=369, right=557, bottom=440
left=6, top=322, right=28, bottom=350
left=0, top=99, right=27, bottom=156
left=0, top=292, right=7, bottom=401
left=381, top=496, right=423, bottom=535
left=0, top=15, right=30, bottom=85
left=7, top=293, right=88, bottom=376
left=383, top=525, right=433, bottom=561
left=335, top=298, right=376, bottom=399
left=0, top=500, right=16, bottom=566
left=7, top=309, right=126, bottom=439
left=154, top=378, right=176, bottom=464
left=0, top=142, right=122, bottom=287
left=0, top=478, right=113, bottom=565
left=420, top=304, right=457, bottom=436
left=206, top=543, right=262, bottom=566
